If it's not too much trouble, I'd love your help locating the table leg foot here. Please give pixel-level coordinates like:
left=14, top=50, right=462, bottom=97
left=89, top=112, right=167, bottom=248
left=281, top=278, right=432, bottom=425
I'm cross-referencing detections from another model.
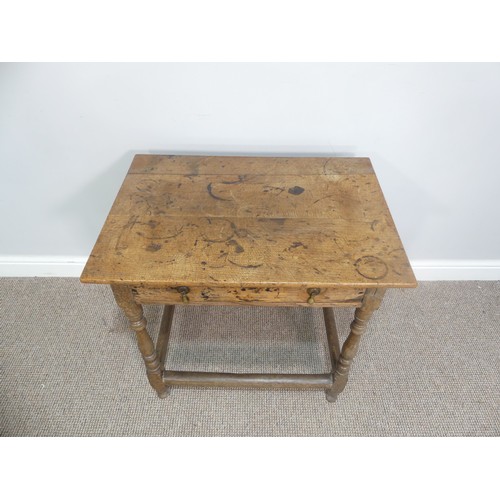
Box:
left=157, top=387, right=171, bottom=399
left=325, top=390, right=337, bottom=403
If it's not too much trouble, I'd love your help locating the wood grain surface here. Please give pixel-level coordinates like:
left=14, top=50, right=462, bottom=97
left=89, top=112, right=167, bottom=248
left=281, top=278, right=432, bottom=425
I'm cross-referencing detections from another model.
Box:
left=81, top=155, right=416, bottom=289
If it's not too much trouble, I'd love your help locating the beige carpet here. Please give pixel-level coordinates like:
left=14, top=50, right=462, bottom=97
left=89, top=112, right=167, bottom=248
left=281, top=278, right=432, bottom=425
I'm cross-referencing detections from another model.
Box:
left=1, top=278, right=498, bottom=436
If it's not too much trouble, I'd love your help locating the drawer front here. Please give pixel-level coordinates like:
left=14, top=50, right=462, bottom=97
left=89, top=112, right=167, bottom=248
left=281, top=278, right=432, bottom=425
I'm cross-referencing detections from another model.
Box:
left=131, top=285, right=365, bottom=307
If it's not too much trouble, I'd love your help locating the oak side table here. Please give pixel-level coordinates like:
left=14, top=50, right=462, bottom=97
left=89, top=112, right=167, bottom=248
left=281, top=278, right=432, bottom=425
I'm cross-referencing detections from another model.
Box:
left=81, top=155, right=416, bottom=401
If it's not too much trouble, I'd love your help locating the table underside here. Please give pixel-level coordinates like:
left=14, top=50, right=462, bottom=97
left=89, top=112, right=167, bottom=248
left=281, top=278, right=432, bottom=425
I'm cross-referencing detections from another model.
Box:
left=111, top=284, right=386, bottom=401
left=156, top=304, right=338, bottom=392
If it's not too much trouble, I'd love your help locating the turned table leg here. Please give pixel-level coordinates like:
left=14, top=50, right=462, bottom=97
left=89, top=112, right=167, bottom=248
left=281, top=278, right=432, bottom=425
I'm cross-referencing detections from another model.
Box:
left=111, top=284, right=169, bottom=398
left=325, top=288, right=385, bottom=402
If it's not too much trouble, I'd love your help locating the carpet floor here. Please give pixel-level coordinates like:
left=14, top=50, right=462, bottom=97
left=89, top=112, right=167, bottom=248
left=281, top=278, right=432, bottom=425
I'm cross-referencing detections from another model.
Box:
left=1, top=278, right=498, bottom=436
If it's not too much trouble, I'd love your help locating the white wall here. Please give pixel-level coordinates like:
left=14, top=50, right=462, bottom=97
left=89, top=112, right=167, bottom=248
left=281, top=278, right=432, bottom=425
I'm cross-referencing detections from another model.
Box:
left=1, top=63, right=499, bottom=278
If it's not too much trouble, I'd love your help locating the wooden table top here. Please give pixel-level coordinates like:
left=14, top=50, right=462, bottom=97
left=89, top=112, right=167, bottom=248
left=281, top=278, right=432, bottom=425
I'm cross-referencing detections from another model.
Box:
left=81, top=155, right=416, bottom=288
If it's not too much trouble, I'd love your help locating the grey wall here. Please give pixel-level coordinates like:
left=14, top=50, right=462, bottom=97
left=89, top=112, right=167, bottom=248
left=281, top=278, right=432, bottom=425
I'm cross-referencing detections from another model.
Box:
left=1, top=63, right=499, bottom=265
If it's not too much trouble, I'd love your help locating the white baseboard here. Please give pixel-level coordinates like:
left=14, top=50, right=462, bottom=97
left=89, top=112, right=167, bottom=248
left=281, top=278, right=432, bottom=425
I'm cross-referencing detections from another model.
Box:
left=0, top=256, right=88, bottom=278
left=0, top=256, right=499, bottom=280
left=410, top=260, right=500, bottom=280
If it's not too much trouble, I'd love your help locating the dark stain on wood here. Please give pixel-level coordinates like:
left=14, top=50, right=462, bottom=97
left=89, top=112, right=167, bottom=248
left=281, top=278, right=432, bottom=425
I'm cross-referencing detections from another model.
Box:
left=228, top=259, right=263, bottom=269
left=146, top=243, right=162, bottom=252
left=221, top=175, right=245, bottom=185
left=288, top=241, right=307, bottom=251
left=115, top=215, right=140, bottom=252
left=263, top=185, right=285, bottom=195
left=313, top=194, right=336, bottom=205
left=354, top=255, right=388, bottom=280
left=137, top=225, right=184, bottom=241
left=207, top=182, right=232, bottom=201
left=322, top=158, right=331, bottom=174
left=228, top=239, right=244, bottom=253
left=288, top=186, right=305, bottom=195
left=202, top=219, right=237, bottom=244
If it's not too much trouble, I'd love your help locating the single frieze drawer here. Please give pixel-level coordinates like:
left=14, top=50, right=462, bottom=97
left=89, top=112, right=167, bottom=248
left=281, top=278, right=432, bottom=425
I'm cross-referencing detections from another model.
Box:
left=131, top=285, right=365, bottom=307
